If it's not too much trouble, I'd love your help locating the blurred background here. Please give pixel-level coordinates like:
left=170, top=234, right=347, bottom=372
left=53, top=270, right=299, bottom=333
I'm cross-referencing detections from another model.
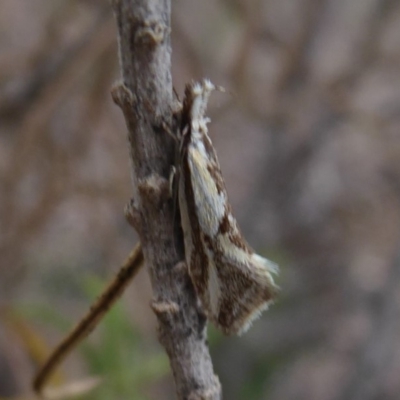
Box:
left=1, top=0, right=400, bottom=399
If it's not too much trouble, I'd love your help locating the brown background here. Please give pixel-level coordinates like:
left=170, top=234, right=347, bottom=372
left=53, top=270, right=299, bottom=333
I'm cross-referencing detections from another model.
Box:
left=1, top=0, right=400, bottom=399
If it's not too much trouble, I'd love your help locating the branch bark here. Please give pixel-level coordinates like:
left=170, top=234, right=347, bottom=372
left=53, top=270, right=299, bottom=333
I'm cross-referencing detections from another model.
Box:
left=111, top=1, right=221, bottom=399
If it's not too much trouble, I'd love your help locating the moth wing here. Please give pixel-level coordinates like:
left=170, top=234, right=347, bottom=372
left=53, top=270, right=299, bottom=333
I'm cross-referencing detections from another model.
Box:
left=209, top=233, right=279, bottom=335
left=186, top=145, right=226, bottom=236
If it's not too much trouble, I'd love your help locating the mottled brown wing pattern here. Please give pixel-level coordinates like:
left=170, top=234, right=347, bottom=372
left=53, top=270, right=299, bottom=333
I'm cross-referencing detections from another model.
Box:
left=178, top=80, right=279, bottom=334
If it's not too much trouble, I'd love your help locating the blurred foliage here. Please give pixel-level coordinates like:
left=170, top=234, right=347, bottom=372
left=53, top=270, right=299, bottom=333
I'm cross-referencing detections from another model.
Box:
left=79, top=275, right=169, bottom=400
left=12, top=274, right=169, bottom=400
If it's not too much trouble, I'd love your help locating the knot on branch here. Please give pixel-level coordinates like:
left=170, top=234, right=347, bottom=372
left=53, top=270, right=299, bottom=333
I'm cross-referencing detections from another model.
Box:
left=135, top=20, right=170, bottom=47
left=138, top=174, right=170, bottom=206
left=169, top=261, right=193, bottom=288
left=124, top=198, right=142, bottom=233
left=188, top=378, right=222, bottom=400
left=111, top=82, right=136, bottom=110
left=172, top=260, right=187, bottom=274
left=151, top=300, right=180, bottom=320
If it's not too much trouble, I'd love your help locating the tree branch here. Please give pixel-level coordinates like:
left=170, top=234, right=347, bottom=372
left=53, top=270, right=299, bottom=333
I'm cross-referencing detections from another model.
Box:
left=111, top=1, right=221, bottom=398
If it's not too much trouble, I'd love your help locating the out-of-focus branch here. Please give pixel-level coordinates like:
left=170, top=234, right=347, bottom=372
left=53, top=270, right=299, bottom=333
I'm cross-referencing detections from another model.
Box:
left=0, top=3, right=110, bottom=119
left=111, top=1, right=221, bottom=399
left=335, top=243, right=400, bottom=400
left=32, top=244, right=144, bottom=395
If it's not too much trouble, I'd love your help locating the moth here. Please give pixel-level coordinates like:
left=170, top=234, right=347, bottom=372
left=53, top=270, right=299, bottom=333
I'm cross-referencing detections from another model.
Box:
left=178, top=79, right=279, bottom=335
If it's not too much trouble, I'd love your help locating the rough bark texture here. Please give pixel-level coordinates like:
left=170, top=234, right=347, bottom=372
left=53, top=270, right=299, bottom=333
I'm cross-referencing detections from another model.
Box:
left=110, top=1, right=221, bottom=399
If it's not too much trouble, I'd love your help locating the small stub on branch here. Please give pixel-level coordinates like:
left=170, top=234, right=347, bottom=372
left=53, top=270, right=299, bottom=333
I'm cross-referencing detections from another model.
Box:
left=124, top=198, right=143, bottom=233
left=188, top=379, right=222, bottom=400
left=151, top=300, right=180, bottom=315
left=138, top=174, right=170, bottom=206
left=135, top=20, right=170, bottom=47
left=111, top=81, right=135, bottom=108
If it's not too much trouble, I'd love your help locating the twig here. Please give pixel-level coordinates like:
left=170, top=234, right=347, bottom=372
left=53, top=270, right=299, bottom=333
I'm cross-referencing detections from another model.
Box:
left=32, top=244, right=144, bottom=396
left=111, top=0, right=221, bottom=398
